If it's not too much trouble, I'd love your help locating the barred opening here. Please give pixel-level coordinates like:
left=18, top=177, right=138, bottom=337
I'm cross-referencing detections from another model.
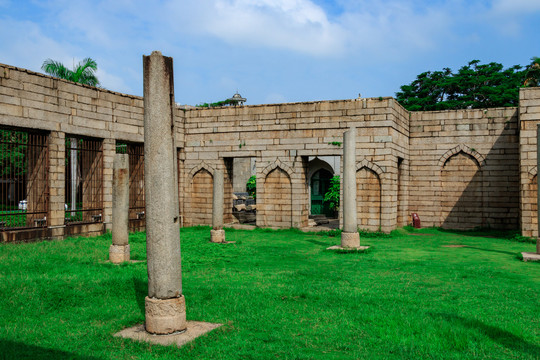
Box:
left=65, top=136, right=103, bottom=224
left=0, top=128, right=49, bottom=230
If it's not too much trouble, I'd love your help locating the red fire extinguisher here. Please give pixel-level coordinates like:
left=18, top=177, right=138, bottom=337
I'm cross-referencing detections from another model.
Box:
left=411, top=213, right=421, bottom=228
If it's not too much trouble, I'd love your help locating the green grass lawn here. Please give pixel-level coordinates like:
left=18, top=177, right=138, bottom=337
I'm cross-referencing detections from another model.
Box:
left=0, top=227, right=538, bottom=359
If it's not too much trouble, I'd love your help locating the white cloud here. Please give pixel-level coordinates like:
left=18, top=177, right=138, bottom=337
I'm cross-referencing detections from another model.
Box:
left=95, top=67, right=133, bottom=94
left=482, top=0, right=540, bottom=38
left=165, top=0, right=347, bottom=56
left=264, top=92, right=287, bottom=103
left=492, top=0, right=540, bottom=14
left=1, top=0, right=538, bottom=104
left=0, top=18, right=73, bottom=72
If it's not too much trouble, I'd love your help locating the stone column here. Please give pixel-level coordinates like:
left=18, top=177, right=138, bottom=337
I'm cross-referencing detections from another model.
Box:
left=211, top=169, right=225, bottom=243
left=341, top=127, right=360, bottom=248
left=143, top=51, right=186, bottom=334
left=47, top=131, right=66, bottom=239
left=109, top=153, right=130, bottom=263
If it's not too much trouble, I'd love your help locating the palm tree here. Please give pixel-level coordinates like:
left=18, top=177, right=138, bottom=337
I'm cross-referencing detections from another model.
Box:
left=41, top=57, right=100, bottom=87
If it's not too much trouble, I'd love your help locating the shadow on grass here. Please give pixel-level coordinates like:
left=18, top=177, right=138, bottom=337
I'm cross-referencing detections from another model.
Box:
left=464, top=246, right=516, bottom=256
left=0, top=340, right=101, bottom=359
left=304, top=238, right=331, bottom=247
left=432, top=313, right=540, bottom=357
left=132, top=276, right=147, bottom=316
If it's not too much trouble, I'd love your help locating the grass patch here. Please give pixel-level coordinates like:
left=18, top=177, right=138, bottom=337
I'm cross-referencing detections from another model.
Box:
left=0, top=227, right=538, bottom=359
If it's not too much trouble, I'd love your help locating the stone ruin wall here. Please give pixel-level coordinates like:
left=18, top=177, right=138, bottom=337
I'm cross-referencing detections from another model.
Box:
left=519, top=87, right=540, bottom=237
left=0, top=64, right=182, bottom=240
left=409, top=107, right=520, bottom=230
left=0, top=62, right=539, bottom=241
left=182, top=97, right=409, bottom=232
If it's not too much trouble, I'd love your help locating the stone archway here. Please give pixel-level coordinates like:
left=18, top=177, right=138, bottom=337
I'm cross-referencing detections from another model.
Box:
left=357, top=167, right=381, bottom=231
left=307, top=157, right=335, bottom=217
left=440, top=151, right=483, bottom=229
left=310, top=168, right=334, bottom=216
left=190, top=168, right=213, bottom=226
left=262, top=167, right=292, bottom=228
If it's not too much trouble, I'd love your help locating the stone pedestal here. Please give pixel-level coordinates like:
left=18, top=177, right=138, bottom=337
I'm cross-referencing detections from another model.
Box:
left=109, top=244, right=130, bottom=263
left=210, top=229, right=225, bottom=243
left=341, top=231, right=360, bottom=248
left=145, top=296, right=187, bottom=335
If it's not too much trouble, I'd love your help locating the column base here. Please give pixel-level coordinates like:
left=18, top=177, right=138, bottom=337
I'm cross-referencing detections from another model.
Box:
left=341, top=231, right=360, bottom=248
left=210, top=229, right=225, bottom=243
left=145, top=295, right=187, bottom=335
left=521, top=252, right=540, bottom=262
left=109, top=244, right=130, bottom=264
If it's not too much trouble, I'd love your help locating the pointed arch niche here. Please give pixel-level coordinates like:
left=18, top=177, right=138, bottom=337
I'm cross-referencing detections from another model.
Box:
left=439, top=146, right=485, bottom=229
left=260, top=159, right=293, bottom=228
left=189, top=164, right=214, bottom=226
left=356, top=160, right=383, bottom=231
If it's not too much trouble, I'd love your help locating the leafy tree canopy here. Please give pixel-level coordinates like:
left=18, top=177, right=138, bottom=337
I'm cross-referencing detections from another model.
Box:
left=396, top=58, right=539, bottom=111
left=323, top=175, right=340, bottom=212
left=524, top=57, right=540, bottom=87
left=41, top=57, right=100, bottom=87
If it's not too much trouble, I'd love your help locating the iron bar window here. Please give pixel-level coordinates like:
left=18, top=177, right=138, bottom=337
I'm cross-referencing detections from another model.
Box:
left=116, top=142, right=145, bottom=220
left=65, top=136, right=103, bottom=224
left=0, top=128, right=49, bottom=230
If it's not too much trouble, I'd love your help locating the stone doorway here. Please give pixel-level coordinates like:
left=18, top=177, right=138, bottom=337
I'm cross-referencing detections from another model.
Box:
left=310, top=169, right=333, bottom=217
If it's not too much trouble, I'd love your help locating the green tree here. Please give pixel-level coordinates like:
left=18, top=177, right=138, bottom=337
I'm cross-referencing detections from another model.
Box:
left=396, top=60, right=525, bottom=111
left=524, top=57, right=540, bottom=87
left=323, top=175, right=340, bottom=212
left=41, top=57, right=100, bottom=87
left=0, top=130, right=27, bottom=177
left=246, top=175, right=256, bottom=198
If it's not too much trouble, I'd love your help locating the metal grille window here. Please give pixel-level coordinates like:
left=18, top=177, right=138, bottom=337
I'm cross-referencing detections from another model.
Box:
left=0, top=128, right=49, bottom=230
left=65, top=137, right=103, bottom=224
left=116, top=142, right=145, bottom=220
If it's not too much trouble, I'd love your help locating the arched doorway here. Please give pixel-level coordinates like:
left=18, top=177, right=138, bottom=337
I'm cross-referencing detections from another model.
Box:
left=310, top=169, right=333, bottom=217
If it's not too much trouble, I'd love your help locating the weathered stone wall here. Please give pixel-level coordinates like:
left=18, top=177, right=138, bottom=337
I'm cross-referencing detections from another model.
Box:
left=1, top=62, right=540, bottom=241
left=181, top=97, right=406, bottom=230
left=519, top=87, right=540, bottom=237
left=409, top=107, right=520, bottom=230
left=0, top=63, right=183, bottom=240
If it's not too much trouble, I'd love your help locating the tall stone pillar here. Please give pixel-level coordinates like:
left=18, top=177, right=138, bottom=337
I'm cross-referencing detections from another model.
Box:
left=143, top=51, right=186, bottom=334
left=109, top=153, right=130, bottom=263
left=211, top=169, right=225, bottom=243
left=341, top=127, right=360, bottom=248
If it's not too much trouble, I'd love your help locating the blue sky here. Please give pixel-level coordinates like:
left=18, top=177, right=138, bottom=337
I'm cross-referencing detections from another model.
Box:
left=1, top=0, right=539, bottom=105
